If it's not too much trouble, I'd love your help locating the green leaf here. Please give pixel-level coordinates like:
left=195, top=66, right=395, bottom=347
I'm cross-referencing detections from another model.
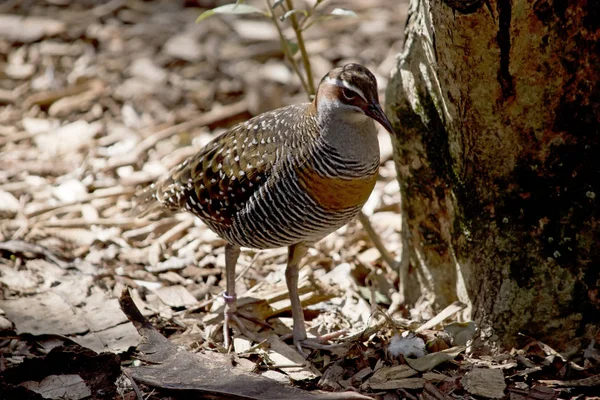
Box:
left=281, top=9, right=309, bottom=21
left=284, top=39, right=298, bottom=56
left=196, top=3, right=267, bottom=22
left=330, top=8, right=358, bottom=17
left=404, top=346, right=465, bottom=372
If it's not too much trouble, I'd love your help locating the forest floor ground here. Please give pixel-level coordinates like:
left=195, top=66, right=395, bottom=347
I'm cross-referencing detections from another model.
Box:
left=1, top=1, right=598, bottom=399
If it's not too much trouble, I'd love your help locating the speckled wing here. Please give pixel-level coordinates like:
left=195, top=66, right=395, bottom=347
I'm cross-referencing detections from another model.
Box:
left=150, top=104, right=312, bottom=227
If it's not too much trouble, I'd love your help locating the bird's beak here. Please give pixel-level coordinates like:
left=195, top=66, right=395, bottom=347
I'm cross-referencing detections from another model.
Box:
left=366, top=103, right=394, bottom=134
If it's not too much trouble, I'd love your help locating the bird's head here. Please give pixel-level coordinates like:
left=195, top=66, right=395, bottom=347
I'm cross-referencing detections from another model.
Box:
left=314, top=63, right=394, bottom=134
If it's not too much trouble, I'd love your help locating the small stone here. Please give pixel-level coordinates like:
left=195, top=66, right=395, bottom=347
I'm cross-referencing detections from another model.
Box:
left=163, top=34, right=203, bottom=62
left=129, top=58, right=168, bottom=83
left=0, top=15, right=66, bottom=43
left=52, top=179, right=88, bottom=203
left=34, top=120, right=102, bottom=155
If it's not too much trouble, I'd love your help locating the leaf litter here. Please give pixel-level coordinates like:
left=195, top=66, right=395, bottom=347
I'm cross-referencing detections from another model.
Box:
left=0, top=0, right=598, bottom=399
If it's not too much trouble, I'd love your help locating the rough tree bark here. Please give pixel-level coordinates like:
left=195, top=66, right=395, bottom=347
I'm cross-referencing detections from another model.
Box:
left=386, top=0, right=599, bottom=351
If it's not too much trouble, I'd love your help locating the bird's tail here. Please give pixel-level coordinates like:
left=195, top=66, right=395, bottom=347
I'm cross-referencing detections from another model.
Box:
left=130, top=173, right=187, bottom=218
left=129, top=182, right=164, bottom=218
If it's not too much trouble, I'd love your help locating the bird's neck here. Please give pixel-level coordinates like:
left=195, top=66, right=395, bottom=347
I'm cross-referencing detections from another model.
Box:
left=315, top=104, right=380, bottom=168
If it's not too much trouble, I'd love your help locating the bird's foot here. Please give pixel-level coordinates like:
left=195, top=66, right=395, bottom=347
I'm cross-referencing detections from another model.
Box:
left=287, top=330, right=347, bottom=357
left=223, top=294, right=263, bottom=350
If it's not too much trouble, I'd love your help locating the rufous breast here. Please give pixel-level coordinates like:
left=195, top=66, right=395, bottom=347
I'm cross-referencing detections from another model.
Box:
left=296, top=166, right=378, bottom=212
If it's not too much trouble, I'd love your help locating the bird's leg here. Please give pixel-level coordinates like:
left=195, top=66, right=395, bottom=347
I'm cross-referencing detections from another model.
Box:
left=286, top=243, right=309, bottom=354
left=285, top=243, right=346, bottom=355
left=222, top=244, right=269, bottom=350
left=223, top=243, right=241, bottom=350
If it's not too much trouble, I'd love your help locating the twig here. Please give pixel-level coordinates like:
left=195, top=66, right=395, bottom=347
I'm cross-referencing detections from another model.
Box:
left=415, top=301, right=467, bottom=332
left=298, top=0, right=323, bottom=31
left=358, top=211, right=398, bottom=269
left=285, top=0, right=315, bottom=96
left=235, top=252, right=260, bottom=282
left=122, top=369, right=144, bottom=400
left=156, top=219, right=194, bottom=246
left=122, top=219, right=180, bottom=241
left=25, top=186, right=135, bottom=218
left=264, top=0, right=310, bottom=99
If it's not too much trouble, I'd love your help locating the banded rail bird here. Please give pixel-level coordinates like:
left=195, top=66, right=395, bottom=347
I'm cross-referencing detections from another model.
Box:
left=133, top=63, right=394, bottom=353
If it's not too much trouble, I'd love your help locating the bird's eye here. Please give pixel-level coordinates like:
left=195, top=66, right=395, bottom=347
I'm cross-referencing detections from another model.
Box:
left=342, top=88, right=356, bottom=100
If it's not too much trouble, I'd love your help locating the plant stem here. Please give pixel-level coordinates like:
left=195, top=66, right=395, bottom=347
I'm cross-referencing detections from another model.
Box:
left=298, top=0, right=322, bottom=30
left=264, top=0, right=310, bottom=99
left=285, top=0, right=315, bottom=96
left=358, top=211, right=398, bottom=270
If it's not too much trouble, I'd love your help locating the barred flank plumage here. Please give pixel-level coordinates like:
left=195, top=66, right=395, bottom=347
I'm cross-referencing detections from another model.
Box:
left=133, top=63, right=387, bottom=250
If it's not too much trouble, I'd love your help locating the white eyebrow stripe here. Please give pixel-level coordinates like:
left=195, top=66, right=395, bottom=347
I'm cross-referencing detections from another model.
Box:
left=324, top=77, right=367, bottom=102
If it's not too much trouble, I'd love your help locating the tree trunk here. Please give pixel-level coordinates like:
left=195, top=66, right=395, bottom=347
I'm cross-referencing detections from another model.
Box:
left=386, top=0, right=599, bottom=351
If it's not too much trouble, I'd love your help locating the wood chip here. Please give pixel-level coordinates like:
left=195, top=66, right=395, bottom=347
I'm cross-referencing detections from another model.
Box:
left=462, top=368, right=506, bottom=399
left=267, top=334, right=321, bottom=381
left=21, top=374, right=91, bottom=400
left=154, top=285, right=197, bottom=308
left=362, top=364, right=418, bottom=390
left=366, top=378, right=425, bottom=390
